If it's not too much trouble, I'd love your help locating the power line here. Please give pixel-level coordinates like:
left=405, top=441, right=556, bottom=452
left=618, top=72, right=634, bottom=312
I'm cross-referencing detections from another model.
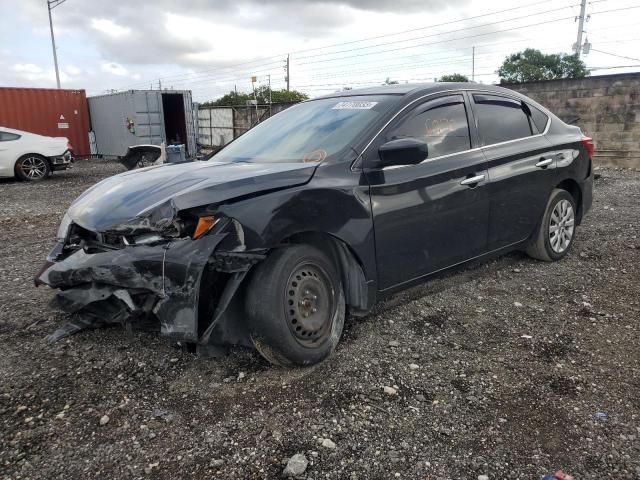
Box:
left=293, top=3, right=583, bottom=61
left=109, top=0, right=585, bottom=92
left=170, top=12, right=586, bottom=90
left=287, top=0, right=573, bottom=56
left=588, top=64, right=640, bottom=69
left=115, top=1, right=639, bottom=95
left=296, top=16, right=577, bottom=66
left=296, top=4, right=640, bottom=66
left=590, top=48, right=640, bottom=62
left=175, top=3, right=640, bottom=99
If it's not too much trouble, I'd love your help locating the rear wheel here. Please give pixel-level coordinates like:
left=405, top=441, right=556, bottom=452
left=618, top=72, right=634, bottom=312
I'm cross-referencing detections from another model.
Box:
left=15, top=154, right=50, bottom=181
left=245, top=244, right=345, bottom=366
left=526, top=188, right=577, bottom=261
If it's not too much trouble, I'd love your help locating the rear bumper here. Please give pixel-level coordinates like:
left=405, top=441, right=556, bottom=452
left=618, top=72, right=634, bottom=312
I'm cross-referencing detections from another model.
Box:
left=580, top=170, right=594, bottom=222
left=48, top=151, right=74, bottom=171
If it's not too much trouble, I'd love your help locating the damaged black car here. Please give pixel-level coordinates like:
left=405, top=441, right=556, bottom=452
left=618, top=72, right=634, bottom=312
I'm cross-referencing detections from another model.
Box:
left=37, top=83, right=594, bottom=366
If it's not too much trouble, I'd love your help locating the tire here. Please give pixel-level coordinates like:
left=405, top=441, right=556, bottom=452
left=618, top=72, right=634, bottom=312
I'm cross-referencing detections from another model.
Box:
left=526, top=188, right=577, bottom=262
left=245, top=244, right=345, bottom=366
left=15, top=154, right=51, bottom=181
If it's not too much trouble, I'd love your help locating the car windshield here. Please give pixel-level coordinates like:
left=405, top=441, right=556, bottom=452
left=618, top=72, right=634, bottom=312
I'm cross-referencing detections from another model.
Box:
left=213, top=95, right=396, bottom=163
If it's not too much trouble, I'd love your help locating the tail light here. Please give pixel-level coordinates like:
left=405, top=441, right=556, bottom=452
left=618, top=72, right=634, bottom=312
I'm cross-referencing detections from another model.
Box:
left=581, top=137, right=594, bottom=160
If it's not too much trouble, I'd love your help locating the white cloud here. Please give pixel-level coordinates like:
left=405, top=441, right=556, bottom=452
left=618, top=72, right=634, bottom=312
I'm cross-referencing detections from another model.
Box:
left=91, top=18, right=131, bottom=38
left=101, top=62, right=128, bottom=76
left=64, top=65, right=82, bottom=76
left=13, top=63, right=43, bottom=74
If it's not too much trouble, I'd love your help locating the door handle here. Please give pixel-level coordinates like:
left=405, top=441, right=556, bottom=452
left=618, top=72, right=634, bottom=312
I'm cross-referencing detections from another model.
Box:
left=460, top=174, right=485, bottom=186
left=535, top=158, right=553, bottom=168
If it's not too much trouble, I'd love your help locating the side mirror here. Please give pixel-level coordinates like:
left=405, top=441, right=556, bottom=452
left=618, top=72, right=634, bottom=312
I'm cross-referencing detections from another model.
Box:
left=378, top=138, right=428, bottom=168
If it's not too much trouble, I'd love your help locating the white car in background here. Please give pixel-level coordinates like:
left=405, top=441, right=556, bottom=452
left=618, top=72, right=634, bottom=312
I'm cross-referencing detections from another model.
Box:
left=0, top=126, right=73, bottom=181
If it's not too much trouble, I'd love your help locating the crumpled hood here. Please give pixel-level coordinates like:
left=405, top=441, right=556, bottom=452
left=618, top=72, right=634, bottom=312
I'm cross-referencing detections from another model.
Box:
left=68, top=160, right=318, bottom=232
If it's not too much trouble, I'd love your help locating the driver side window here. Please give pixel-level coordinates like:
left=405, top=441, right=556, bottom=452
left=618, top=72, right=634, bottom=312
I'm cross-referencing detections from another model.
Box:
left=387, top=95, right=471, bottom=159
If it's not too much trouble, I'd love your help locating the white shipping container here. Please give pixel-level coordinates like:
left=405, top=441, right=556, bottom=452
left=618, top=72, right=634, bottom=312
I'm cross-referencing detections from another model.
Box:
left=88, top=90, right=196, bottom=157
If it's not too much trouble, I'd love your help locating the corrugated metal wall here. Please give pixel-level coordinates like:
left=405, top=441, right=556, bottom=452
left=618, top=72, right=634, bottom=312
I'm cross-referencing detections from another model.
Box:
left=0, top=87, right=91, bottom=156
left=197, top=103, right=297, bottom=147
left=198, top=107, right=234, bottom=146
left=88, top=90, right=196, bottom=157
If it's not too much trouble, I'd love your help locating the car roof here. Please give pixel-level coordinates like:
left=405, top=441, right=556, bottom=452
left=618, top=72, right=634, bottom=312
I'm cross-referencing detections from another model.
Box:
left=313, top=82, right=524, bottom=99
left=0, top=125, right=21, bottom=133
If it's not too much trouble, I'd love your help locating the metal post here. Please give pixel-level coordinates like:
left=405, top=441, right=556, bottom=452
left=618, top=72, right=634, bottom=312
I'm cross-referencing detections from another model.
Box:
left=286, top=54, right=290, bottom=91
left=574, top=0, right=587, bottom=57
left=47, top=1, right=61, bottom=89
left=472, top=46, right=475, bottom=82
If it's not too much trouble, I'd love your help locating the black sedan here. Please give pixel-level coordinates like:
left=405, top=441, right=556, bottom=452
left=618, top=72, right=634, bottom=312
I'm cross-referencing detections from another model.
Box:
left=37, top=83, right=594, bottom=366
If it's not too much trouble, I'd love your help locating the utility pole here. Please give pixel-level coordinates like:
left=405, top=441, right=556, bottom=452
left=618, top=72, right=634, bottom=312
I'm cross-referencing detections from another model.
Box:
left=268, top=74, right=272, bottom=118
left=574, top=0, right=588, bottom=57
left=285, top=54, right=290, bottom=91
left=158, top=79, right=162, bottom=91
left=47, top=0, right=67, bottom=89
left=472, top=46, right=475, bottom=82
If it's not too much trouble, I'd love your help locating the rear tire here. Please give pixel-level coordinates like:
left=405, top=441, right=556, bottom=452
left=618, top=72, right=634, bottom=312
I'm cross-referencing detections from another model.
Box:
left=245, top=244, right=345, bottom=366
left=15, top=154, right=51, bottom=181
left=526, top=188, right=577, bottom=262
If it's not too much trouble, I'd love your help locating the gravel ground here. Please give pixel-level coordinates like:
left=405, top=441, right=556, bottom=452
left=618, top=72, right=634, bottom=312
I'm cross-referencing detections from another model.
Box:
left=0, top=160, right=639, bottom=480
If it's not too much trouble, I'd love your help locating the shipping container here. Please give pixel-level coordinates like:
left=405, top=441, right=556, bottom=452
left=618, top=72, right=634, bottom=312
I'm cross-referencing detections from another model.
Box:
left=88, top=90, right=196, bottom=157
left=0, top=87, right=91, bottom=156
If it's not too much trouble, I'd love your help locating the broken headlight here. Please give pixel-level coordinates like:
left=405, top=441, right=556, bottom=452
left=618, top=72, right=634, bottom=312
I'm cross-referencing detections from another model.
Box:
left=56, top=212, right=72, bottom=241
left=122, top=232, right=165, bottom=246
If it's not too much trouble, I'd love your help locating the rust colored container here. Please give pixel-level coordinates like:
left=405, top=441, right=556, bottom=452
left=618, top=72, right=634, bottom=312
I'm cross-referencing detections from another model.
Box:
left=0, top=87, right=90, bottom=156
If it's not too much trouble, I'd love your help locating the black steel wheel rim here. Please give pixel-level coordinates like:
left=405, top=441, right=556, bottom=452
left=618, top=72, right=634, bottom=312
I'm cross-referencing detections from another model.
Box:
left=284, top=262, right=335, bottom=347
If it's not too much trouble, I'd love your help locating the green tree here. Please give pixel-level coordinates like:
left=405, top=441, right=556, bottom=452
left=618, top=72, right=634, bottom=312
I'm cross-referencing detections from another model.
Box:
left=201, top=87, right=308, bottom=107
left=498, top=48, right=589, bottom=83
left=438, top=73, right=469, bottom=82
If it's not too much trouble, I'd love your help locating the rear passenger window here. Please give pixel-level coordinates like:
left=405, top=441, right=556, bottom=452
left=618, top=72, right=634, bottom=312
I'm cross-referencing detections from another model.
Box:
left=473, top=94, right=532, bottom=146
left=528, top=104, right=549, bottom=133
left=388, top=95, right=471, bottom=159
left=0, top=131, right=20, bottom=141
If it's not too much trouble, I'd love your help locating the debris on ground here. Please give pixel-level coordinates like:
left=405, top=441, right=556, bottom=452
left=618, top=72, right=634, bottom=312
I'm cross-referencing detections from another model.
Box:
left=283, top=453, right=308, bottom=477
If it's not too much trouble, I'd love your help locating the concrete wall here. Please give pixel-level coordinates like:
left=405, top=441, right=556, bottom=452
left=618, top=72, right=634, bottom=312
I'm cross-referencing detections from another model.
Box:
left=504, top=73, right=640, bottom=168
left=198, top=102, right=297, bottom=147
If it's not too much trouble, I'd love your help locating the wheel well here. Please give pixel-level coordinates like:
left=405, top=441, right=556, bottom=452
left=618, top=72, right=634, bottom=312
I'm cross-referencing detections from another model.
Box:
left=555, top=179, right=583, bottom=223
left=283, top=232, right=372, bottom=315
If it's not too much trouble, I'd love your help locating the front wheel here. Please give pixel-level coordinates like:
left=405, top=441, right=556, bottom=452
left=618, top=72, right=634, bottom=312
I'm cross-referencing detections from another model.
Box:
left=245, top=244, right=345, bottom=366
left=15, top=154, right=51, bottom=181
left=526, top=188, right=577, bottom=261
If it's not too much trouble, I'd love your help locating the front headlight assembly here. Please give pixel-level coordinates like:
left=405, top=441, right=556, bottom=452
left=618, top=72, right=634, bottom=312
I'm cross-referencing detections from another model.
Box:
left=56, top=212, right=73, bottom=241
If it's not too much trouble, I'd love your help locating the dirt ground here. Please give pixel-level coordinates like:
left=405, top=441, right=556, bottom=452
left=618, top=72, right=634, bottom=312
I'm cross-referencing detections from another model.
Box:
left=0, top=159, right=638, bottom=480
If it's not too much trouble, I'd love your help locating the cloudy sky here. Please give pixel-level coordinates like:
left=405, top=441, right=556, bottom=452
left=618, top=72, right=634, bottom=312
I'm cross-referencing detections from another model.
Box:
left=1, top=0, right=639, bottom=101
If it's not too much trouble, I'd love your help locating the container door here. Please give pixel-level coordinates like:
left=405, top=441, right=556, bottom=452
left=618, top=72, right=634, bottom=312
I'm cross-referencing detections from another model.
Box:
left=183, top=91, right=196, bottom=156
left=133, top=91, right=163, bottom=147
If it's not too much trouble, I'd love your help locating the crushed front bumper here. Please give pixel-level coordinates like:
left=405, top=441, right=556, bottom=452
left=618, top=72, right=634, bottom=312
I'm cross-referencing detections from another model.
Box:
left=37, top=234, right=227, bottom=343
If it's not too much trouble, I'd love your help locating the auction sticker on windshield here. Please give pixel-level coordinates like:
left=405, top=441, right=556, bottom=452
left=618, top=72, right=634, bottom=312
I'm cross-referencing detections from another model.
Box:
left=332, top=101, right=378, bottom=110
